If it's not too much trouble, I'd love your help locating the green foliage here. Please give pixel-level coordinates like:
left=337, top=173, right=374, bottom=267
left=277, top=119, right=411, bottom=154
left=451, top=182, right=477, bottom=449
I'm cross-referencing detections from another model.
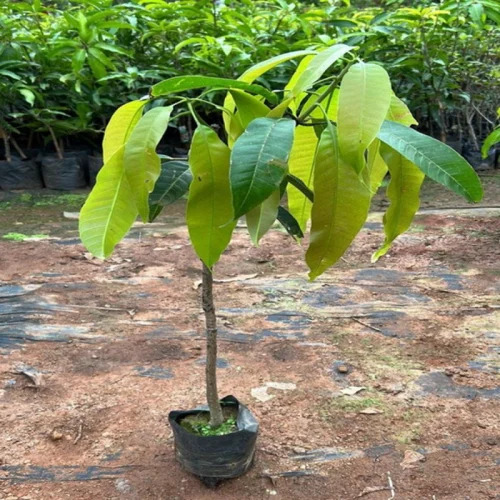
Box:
left=180, top=415, right=237, bottom=437
left=3, top=232, right=49, bottom=241
left=79, top=46, right=483, bottom=279
left=1, top=0, right=497, bottom=154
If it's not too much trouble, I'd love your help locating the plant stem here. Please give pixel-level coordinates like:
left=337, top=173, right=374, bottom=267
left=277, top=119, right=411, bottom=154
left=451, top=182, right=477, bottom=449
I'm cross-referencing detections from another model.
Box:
left=297, top=62, right=353, bottom=122
left=201, top=261, right=224, bottom=427
left=47, top=124, right=63, bottom=160
left=0, top=128, right=11, bottom=162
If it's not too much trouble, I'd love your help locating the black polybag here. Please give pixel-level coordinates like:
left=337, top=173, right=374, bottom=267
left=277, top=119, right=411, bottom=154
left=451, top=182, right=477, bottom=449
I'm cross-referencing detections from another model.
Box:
left=0, top=158, right=43, bottom=189
left=169, top=395, right=258, bottom=486
left=87, top=155, right=103, bottom=186
left=41, top=156, right=87, bottom=190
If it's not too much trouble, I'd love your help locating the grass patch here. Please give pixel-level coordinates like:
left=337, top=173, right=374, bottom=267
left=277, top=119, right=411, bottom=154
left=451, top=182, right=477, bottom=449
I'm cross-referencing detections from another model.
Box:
left=3, top=232, right=49, bottom=241
left=180, top=413, right=238, bottom=437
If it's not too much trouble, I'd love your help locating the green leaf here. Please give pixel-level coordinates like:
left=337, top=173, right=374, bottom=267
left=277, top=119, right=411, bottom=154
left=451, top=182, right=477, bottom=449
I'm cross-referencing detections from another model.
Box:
left=337, top=62, right=392, bottom=173
left=72, top=49, right=86, bottom=74
left=149, top=160, right=192, bottom=207
left=246, top=189, right=281, bottom=245
left=230, top=90, right=270, bottom=129
left=290, top=44, right=352, bottom=97
left=103, top=100, right=146, bottom=163
left=88, top=47, right=116, bottom=70
left=151, top=75, right=277, bottom=104
left=187, top=125, right=236, bottom=268
left=79, top=147, right=138, bottom=259
left=88, top=54, right=107, bottom=80
left=306, top=124, right=371, bottom=280
left=124, top=106, right=172, bottom=222
left=371, top=145, right=425, bottom=262
left=287, top=125, right=318, bottom=231
left=230, top=118, right=295, bottom=219
left=19, top=88, right=35, bottom=106
left=223, top=50, right=316, bottom=134
left=367, top=139, right=388, bottom=194
left=387, top=94, right=418, bottom=127
left=284, top=54, right=315, bottom=113
left=481, top=128, right=500, bottom=159
left=277, top=206, right=304, bottom=240
left=378, top=120, right=483, bottom=203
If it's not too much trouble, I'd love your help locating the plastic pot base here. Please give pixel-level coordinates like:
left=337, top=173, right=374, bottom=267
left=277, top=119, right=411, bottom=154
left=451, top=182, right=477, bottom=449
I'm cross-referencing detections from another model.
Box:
left=169, top=395, right=258, bottom=486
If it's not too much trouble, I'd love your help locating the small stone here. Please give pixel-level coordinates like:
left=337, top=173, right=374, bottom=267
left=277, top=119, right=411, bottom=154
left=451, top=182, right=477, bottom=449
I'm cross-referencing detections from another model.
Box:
left=401, top=450, right=426, bottom=469
left=486, top=438, right=497, bottom=446
left=337, top=365, right=349, bottom=374
left=50, top=430, right=63, bottom=441
left=292, top=446, right=306, bottom=454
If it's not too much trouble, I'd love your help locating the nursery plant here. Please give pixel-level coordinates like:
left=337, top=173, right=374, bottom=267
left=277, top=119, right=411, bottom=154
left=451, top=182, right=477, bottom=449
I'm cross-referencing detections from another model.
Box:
left=78, top=46, right=483, bottom=483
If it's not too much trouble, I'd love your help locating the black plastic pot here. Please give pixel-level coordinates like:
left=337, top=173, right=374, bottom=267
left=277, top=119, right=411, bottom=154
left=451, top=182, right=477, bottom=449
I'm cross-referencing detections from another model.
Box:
left=169, top=395, right=258, bottom=487
left=41, top=155, right=87, bottom=190
left=88, top=155, right=103, bottom=186
left=0, top=158, right=44, bottom=190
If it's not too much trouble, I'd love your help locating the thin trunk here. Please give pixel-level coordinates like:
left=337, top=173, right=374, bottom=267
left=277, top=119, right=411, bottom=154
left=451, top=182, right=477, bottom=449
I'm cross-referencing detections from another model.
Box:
left=0, top=128, right=11, bottom=162
left=201, top=261, right=224, bottom=427
left=47, top=124, right=63, bottom=160
left=10, top=137, right=27, bottom=160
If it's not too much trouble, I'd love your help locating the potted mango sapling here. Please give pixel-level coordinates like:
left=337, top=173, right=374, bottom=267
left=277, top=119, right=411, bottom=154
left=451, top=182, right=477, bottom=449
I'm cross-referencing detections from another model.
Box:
left=78, top=46, right=483, bottom=486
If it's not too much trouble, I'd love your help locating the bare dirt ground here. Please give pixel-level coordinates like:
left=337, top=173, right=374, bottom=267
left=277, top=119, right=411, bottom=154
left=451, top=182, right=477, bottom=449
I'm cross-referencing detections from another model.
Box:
left=0, top=172, right=499, bottom=500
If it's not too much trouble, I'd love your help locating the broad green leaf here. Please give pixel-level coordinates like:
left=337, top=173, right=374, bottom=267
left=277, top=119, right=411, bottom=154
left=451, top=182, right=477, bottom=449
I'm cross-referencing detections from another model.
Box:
left=88, top=54, right=107, bottom=80
left=230, top=90, right=270, bottom=129
left=19, top=88, right=35, bottom=106
left=102, top=100, right=146, bottom=163
left=367, top=139, right=388, bottom=194
left=287, top=125, right=318, bottom=231
left=79, top=147, right=138, bottom=259
left=149, top=160, right=192, bottom=206
left=378, top=120, right=483, bottom=202
left=290, top=44, right=352, bottom=97
left=337, top=62, right=392, bottom=173
left=277, top=206, right=304, bottom=240
left=387, top=94, right=418, bottom=126
left=223, top=50, right=316, bottom=135
left=124, top=106, right=172, bottom=222
left=148, top=160, right=192, bottom=222
left=187, top=125, right=236, bottom=268
left=481, top=128, right=500, bottom=159
left=151, top=75, right=277, bottom=104
left=238, top=50, right=317, bottom=84
left=371, top=145, right=425, bottom=262
left=284, top=54, right=315, bottom=113
left=230, top=118, right=295, bottom=218
left=245, top=189, right=281, bottom=245
left=306, top=124, right=371, bottom=280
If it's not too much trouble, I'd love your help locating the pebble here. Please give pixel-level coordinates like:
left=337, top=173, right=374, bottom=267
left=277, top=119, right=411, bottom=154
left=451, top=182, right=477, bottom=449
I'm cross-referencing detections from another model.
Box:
left=337, top=365, right=349, bottom=374
left=50, top=430, right=63, bottom=441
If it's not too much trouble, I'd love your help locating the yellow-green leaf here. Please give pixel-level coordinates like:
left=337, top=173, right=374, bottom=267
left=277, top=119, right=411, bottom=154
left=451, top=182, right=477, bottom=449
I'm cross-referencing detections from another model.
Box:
left=245, top=189, right=281, bottom=245
left=230, top=90, right=270, bottom=129
left=367, top=139, right=388, bottom=195
left=337, top=63, right=392, bottom=173
left=102, top=100, right=146, bottom=163
left=187, top=125, right=236, bottom=268
left=387, top=94, right=418, bottom=127
left=223, top=50, right=316, bottom=138
left=124, top=106, right=172, bottom=222
left=371, top=145, right=425, bottom=262
left=287, top=125, right=318, bottom=231
left=306, top=124, right=371, bottom=280
left=79, top=147, right=138, bottom=259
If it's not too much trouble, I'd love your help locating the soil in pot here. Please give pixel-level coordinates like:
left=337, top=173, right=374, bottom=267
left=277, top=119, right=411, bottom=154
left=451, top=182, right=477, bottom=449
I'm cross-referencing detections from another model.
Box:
left=0, top=157, right=44, bottom=190
left=169, top=395, right=258, bottom=488
left=41, top=155, right=87, bottom=190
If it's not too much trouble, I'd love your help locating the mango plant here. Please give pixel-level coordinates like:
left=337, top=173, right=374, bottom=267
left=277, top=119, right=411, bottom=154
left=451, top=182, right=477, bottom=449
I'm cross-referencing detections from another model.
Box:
left=79, top=47, right=483, bottom=428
